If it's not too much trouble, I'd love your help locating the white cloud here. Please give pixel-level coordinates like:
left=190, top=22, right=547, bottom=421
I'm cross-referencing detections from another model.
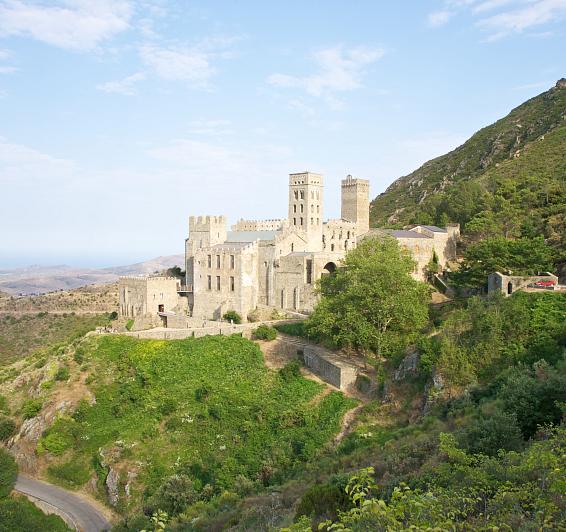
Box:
left=0, top=137, right=76, bottom=183
left=428, top=0, right=566, bottom=39
left=187, top=119, right=233, bottom=136
left=0, top=65, right=16, bottom=73
left=268, top=45, right=385, bottom=101
left=427, top=10, right=453, bottom=27
left=477, top=0, right=566, bottom=40
left=0, top=0, right=133, bottom=51
left=96, top=71, right=145, bottom=95
left=0, top=48, right=10, bottom=60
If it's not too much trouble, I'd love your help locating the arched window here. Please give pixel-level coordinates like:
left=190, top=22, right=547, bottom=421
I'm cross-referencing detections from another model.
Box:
left=300, top=204, right=304, bottom=213
left=300, top=217, right=303, bottom=225
left=331, top=244, right=335, bottom=251
left=293, top=204, right=297, bottom=213
left=294, top=191, right=298, bottom=200
left=311, top=217, right=314, bottom=224
left=507, top=282, right=513, bottom=295
left=291, top=243, right=294, bottom=252
left=300, top=191, right=304, bottom=199
left=293, top=218, right=296, bottom=225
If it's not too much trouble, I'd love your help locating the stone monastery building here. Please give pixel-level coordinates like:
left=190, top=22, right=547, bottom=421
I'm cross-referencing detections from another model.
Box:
left=119, top=172, right=459, bottom=324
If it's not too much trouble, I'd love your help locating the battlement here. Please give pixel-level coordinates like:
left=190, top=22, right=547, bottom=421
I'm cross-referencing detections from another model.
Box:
left=189, top=215, right=227, bottom=230
left=341, top=175, right=370, bottom=189
left=232, top=218, right=287, bottom=231
left=289, top=171, right=323, bottom=186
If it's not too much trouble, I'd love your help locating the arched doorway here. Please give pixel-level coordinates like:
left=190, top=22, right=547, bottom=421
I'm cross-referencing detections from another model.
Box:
left=322, top=262, right=337, bottom=275
left=507, top=282, right=513, bottom=295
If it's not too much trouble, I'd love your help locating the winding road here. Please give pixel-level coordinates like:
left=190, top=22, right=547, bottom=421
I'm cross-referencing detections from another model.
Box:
left=14, top=475, right=111, bottom=532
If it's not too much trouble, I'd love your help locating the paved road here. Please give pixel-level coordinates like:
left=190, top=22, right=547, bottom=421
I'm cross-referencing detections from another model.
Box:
left=14, top=475, right=111, bottom=532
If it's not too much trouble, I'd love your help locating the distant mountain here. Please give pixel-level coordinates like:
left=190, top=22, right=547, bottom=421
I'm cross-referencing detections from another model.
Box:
left=370, top=79, right=566, bottom=255
left=0, top=254, right=184, bottom=295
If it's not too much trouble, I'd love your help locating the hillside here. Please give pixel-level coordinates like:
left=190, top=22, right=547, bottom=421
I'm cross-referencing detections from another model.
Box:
left=0, top=254, right=184, bottom=296
left=370, top=79, right=566, bottom=254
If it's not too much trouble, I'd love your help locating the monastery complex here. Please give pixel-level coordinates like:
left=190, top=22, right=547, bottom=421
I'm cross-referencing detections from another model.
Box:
left=119, top=172, right=459, bottom=326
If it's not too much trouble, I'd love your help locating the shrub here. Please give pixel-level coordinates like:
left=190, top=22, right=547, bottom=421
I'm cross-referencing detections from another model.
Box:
left=0, top=395, right=8, bottom=414
left=47, top=460, right=90, bottom=489
left=21, top=399, right=43, bottom=420
left=108, top=311, right=118, bottom=320
left=159, top=398, right=178, bottom=416
left=40, top=432, right=73, bottom=456
left=223, top=311, right=242, bottom=324
left=34, top=357, right=47, bottom=368
left=0, top=417, right=16, bottom=442
left=295, top=475, right=351, bottom=524
left=279, top=360, right=302, bottom=382
left=125, top=319, right=134, bottom=331
left=0, top=447, right=17, bottom=498
left=54, top=366, right=70, bottom=381
left=0, top=496, right=71, bottom=531
left=274, top=322, right=308, bottom=338
left=253, top=325, right=277, bottom=341
left=195, top=385, right=210, bottom=402
left=144, top=474, right=199, bottom=517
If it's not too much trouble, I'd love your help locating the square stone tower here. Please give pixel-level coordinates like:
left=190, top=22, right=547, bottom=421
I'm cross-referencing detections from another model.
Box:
left=288, top=172, right=323, bottom=251
left=341, top=175, right=370, bottom=234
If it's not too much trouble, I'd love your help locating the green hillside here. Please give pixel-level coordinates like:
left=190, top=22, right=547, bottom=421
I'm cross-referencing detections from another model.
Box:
left=370, top=80, right=566, bottom=255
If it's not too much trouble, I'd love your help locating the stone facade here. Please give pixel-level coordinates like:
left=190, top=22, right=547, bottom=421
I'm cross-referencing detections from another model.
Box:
left=487, top=271, right=559, bottom=296
left=119, top=171, right=460, bottom=323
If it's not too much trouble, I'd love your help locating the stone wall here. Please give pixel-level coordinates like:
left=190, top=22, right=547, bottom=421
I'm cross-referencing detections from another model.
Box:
left=488, top=271, right=559, bottom=296
left=119, top=276, right=182, bottom=317
left=303, top=345, right=358, bottom=391
left=341, top=175, right=370, bottom=234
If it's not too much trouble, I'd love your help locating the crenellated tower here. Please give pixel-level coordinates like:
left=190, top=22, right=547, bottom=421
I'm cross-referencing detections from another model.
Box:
left=341, top=175, right=370, bottom=234
left=288, top=172, right=323, bottom=251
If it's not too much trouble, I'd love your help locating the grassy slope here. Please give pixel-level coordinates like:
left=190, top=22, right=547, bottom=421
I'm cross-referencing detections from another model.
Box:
left=39, top=334, right=355, bottom=510
left=0, top=313, right=109, bottom=366
left=370, top=82, right=566, bottom=236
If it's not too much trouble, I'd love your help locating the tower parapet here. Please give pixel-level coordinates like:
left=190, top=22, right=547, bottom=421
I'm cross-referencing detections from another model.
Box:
left=288, top=171, right=324, bottom=251
left=341, top=175, right=370, bottom=234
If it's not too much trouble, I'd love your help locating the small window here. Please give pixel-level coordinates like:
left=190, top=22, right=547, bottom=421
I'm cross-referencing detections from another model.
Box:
left=294, top=190, right=298, bottom=200
left=216, top=276, right=221, bottom=290
left=293, top=204, right=297, bottom=213
left=293, top=217, right=297, bottom=225
left=207, top=255, right=211, bottom=268
left=300, top=191, right=304, bottom=199
left=300, top=204, right=304, bottom=213
left=216, top=255, right=221, bottom=268
left=300, top=217, right=303, bottom=226
left=207, top=275, right=212, bottom=290
left=331, top=244, right=335, bottom=251
left=230, top=255, right=235, bottom=269
left=317, top=205, right=319, bottom=213
left=311, top=217, right=314, bottom=224
left=291, top=243, right=294, bottom=252
left=230, top=276, right=235, bottom=291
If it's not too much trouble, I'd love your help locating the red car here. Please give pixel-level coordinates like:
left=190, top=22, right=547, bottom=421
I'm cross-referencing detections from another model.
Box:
left=534, top=280, right=555, bottom=287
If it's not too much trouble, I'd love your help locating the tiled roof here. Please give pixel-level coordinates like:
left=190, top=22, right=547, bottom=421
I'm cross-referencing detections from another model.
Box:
left=385, top=230, right=431, bottom=239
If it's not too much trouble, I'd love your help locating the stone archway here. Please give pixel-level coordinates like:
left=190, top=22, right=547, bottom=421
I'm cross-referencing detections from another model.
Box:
left=322, top=262, right=337, bottom=274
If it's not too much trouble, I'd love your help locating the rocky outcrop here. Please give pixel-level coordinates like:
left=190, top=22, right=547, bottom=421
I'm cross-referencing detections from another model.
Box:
left=105, top=468, right=120, bottom=507
left=393, top=349, right=420, bottom=381
left=422, top=372, right=445, bottom=414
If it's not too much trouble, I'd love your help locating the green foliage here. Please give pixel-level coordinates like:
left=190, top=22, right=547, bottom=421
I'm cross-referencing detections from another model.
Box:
left=0, top=312, right=109, bottom=366
left=454, top=236, right=556, bottom=288
left=0, top=416, right=16, bottom=441
left=144, top=474, right=199, bottom=517
left=54, top=365, right=70, bottom=381
left=295, top=475, right=351, bottom=525
left=307, top=237, right=430, bottom=358
left=274, top=321, right=309, bottom=338
left=47, top=460, right=90, bottom=489
left=222, top=310, right=242, bottom=324
left=44, top=334, right=355, bottom=510
left=253, top=324, right=277, bottom=341
left=279, top=360, right=302, bottom=382
left=0, top=495, right=71, bottom=531
left=21, top=399, right=43, bottom=420
left=0, top=394, right=8, bottom=414
left=370, top=85, right=566, bottom=259
left=109, top=311, right=118, bottom=320
left=125, top=319, right=134, bottom=331
left=0, top=448, right=17, bottom=499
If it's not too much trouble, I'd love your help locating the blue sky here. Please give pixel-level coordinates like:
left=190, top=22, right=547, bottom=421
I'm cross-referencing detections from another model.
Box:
left=1, top=0, right=565, bottom=268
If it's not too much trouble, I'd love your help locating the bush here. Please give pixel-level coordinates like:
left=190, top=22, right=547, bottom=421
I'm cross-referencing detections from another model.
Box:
left=295, top=475, right=351, bottom=525
left=279, top=360, right=302, bottom=382
left=125, top=319, right=134, bottom=331
left=0, top=417, right=16, bottom=442
left=0, top=496, right=71, bottom=531
left=108, top=311, right=118, bottom=320
left=274, top=322, right=308, bottom=338
left=144, top=474, right=199, bottom=517
left=21, top=399, right=43, bottom=420
left=0, top=395, right=8, bottom=414
left=47, top=460, right=90, bottom=489
left=159, top=398, right=178, bottom=416
left=0, top=447, right=17, bottom=498
left=223, top=311, right=242, bottom=324
left=253, top=325, right=277, bottom=341
left=54, top=366, right=70, bottom=381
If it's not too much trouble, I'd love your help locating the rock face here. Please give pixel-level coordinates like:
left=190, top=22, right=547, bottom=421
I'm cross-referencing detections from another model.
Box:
left=105, top=468, right=120, bottom=507
left=422, top=371, right=445, bottom=414
left=556, top=78, right=566, bottom=89
left=393, top=349, right=420, bottom=381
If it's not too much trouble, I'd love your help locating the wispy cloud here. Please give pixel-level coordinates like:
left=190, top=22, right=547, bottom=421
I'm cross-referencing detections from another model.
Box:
left=428, top=0, right=566, bottom=40
left=187, top=119, right=233, bottom=136
left=427, top=10, right=453, bottom=27
left=268, top=45, right=385, bottom=104
left=0, top=0, right=133, bottom=51
left=96, top=71, right=145, bottom=95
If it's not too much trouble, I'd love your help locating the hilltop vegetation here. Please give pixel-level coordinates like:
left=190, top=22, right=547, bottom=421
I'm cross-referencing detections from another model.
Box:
left=370, top=81, right=566, bottom=259
left=0, top=312, right=111, bottom=366
left=0, top=333, right=355, bottom=528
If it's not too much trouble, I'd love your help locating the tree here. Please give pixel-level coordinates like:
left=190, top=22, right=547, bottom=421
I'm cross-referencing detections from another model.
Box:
left=454, top=236, right=555, bottom=288
left=0, top=448, right=17, bottom=499
left=307, top=237, right=430, bottom=360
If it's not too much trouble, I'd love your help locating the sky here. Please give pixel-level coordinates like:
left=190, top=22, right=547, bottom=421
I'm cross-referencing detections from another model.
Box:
left=0, top=0, right=565, bottom=268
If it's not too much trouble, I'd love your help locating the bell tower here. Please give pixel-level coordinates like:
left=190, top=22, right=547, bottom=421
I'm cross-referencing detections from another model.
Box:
left=341, top=175, right=370, bottom=234
left=288, top=172, right=323, bottom=251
